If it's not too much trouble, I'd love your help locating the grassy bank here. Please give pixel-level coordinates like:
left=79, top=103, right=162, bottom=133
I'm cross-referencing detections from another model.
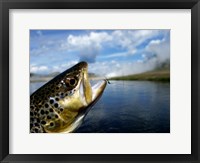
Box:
left=109, top=69, right=170, bottom=82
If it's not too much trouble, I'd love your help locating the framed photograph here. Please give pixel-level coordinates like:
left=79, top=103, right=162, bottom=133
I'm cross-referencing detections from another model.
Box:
left=0, top=0, right=199, bottom=162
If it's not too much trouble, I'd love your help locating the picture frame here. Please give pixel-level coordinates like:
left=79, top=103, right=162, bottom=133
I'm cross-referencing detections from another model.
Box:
left=0, top=0, right=199, bottom=162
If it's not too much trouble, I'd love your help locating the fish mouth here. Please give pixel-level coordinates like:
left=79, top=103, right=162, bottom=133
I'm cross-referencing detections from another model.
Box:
left=80, top=62, right=107, bottom=107
left=65, top=62, right=106, bottom=133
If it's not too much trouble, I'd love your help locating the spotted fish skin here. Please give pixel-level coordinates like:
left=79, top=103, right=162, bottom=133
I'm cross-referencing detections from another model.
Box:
left=30, top=62, right=107, bottom=133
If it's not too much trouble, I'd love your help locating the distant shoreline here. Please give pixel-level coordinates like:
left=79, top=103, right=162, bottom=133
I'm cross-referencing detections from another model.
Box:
left=30, top=77, right=53, bottom=83
left=109, top=69, right=170, bottom=82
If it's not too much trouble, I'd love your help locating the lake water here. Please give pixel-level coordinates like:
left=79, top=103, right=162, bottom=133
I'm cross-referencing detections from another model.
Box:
left=30, top=81, right=170, bottom=133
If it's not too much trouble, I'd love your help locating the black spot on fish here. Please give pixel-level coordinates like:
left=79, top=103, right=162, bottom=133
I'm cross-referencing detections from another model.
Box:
left=55, top=97, right=59, bottom=101
left=50, top=122, right=54, bottom=126
left=45, top=111, right=49, bottom=115
left=55, top=115, right=58, bottom=118
left=60, top=108, right=63, bottom=112
left=47, top=116, right=51, bottom=119
left=45, top=103, right=49, bottom=108
left=40, top=110, right=45, bottom=115
left=34, top=123, right=39, bottom=127
left=30, top=112, right=34, bottom=116
left=34, top=128, right=39, bottom=132
left=49, top=108, right=53, bottom=112
left=50, top=99, right=54, bottom=104
left=54, top=103, right=59, bottom=108
left=30, top=106, right=34, bottom=109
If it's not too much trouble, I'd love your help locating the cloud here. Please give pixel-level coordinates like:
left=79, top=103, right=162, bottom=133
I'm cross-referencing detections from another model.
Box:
left=98, top=52, right=128, bottom=59
left=66, top=32, right=112, bottom=49
left=31, top=29, right=169, bottom=60
left=88, top=59, right=158, bottom=78
left=60, top=32, right=112, bottom=63
left=145, top=37, right=170, bottom=64
left=31, top=45, right=49, bottom=56
left=30, top=65, right=48, bottom=73
left=52, top=60, right=78, bottom=72
left=30, top=30, right=170, bottom=76
left=58, top=30, right=167, bottom=63
left=111, top=30, right=161, bottom=54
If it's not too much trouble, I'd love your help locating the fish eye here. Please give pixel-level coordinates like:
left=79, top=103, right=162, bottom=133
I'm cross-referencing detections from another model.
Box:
left=65, top=78, right=77, bottom=87
left=69, top=78, right=76, bottom=85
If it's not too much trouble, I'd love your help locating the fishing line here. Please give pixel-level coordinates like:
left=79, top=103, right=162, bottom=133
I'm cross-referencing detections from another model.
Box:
left=102, top=76, right=137, bottom=87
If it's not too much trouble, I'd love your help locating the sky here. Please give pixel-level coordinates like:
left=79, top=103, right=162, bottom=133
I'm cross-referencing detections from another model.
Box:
left=30, top=29, right=170, bottom=77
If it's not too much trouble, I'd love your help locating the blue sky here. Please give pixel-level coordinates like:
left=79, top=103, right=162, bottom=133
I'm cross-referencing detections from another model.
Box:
left=30, top=29, right=170, bottom=77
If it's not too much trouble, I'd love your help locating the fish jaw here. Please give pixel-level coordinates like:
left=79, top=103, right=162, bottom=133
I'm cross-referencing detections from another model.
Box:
left=81, top=64, right=107, bottom=110
left=64, top=80, right=107, bottom=133
left=91, top=80, right=107, bottom=102
left=82, top=66, right=93, bottom=104
left=82, top=65, right=107, bottom=105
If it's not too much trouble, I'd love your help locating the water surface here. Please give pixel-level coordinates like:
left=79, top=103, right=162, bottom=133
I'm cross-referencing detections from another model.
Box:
left=30, top=81, right=170, bottom=133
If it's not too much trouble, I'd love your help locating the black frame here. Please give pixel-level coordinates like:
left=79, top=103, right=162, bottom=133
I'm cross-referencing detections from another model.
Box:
left=0, top=0, right=199, bottom=162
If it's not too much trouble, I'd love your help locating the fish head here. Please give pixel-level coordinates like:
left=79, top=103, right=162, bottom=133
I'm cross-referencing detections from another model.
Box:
left=31, top=61, right=106, bottom=133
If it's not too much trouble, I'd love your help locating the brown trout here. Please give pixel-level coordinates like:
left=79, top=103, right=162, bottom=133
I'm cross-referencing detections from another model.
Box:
left=30, top=62, right=107, bottom=133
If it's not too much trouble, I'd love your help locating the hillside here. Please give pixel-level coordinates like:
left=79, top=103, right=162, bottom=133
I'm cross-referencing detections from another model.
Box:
left=109, top=69, right=170, bottom=82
